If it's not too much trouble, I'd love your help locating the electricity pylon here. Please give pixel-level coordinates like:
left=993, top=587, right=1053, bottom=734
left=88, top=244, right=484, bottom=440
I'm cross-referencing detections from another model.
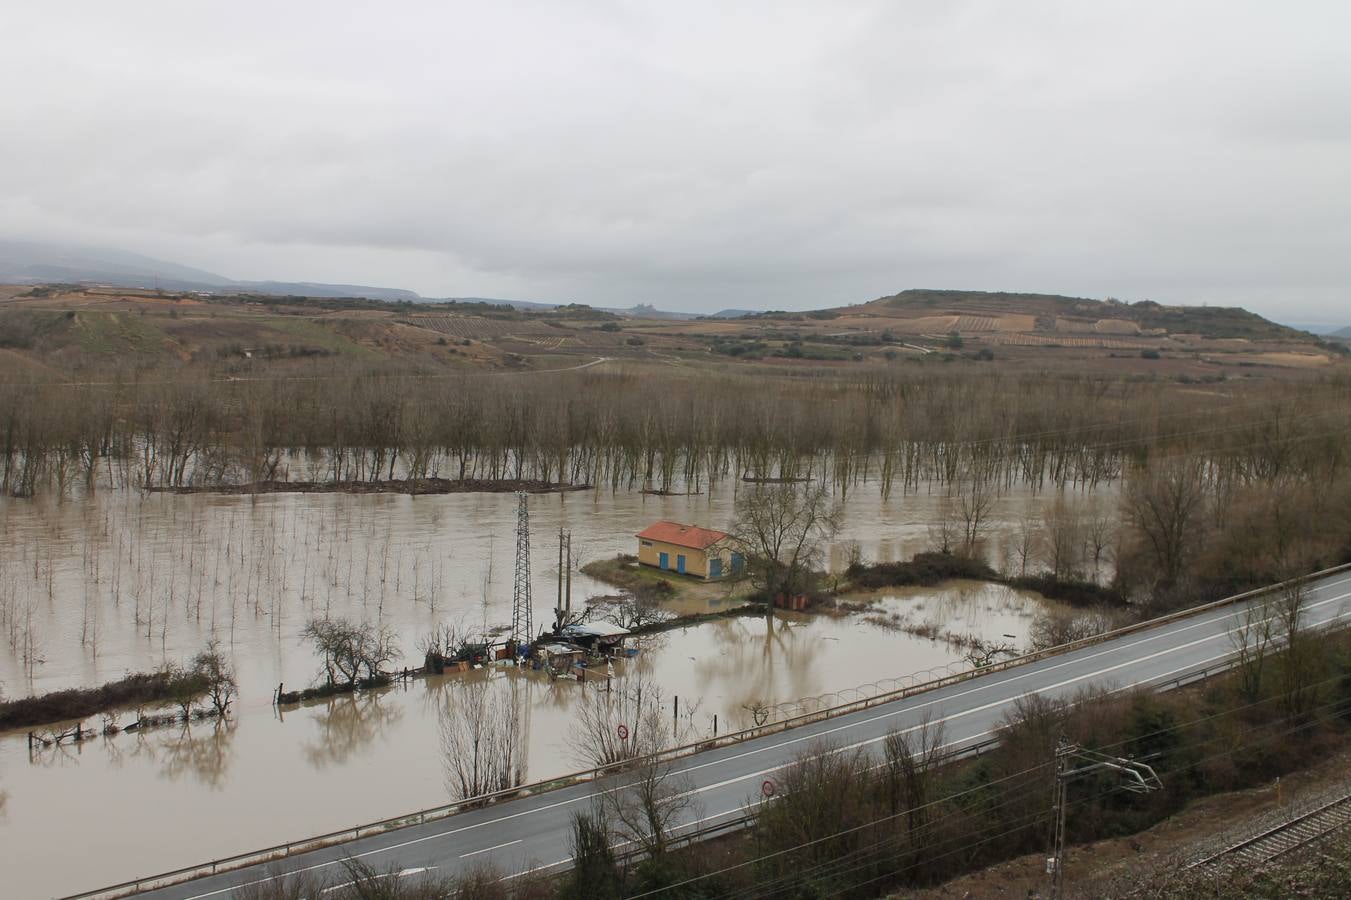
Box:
left=1049, top=736, right=1162, bottom=900
left=510, top=491, right=533, bottom=646
left=508, top=492, right=534, bottom=786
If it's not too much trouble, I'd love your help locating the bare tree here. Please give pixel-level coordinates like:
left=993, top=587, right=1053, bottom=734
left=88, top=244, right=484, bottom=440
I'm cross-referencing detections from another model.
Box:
left=303, top=618, right=364, bottom=688
left=1040, top=495, right=1085, bottom=581
left=167, top=665, right=204, bottom=720
left=563, top=804, right=622, bottom=900
left=192, top=640, right=238, bottom=717
left=600, top=594, right=671, bottom=631
left=743, top=699, right=772, bottom=728
left=1230, top=599, right=1277, bottom=704
left=956, top=476, right=997, bottom=556
left=302, top=617, right=400, bottom=688
left=729, top=483, right=841, bottom=603
left=883, top=713, right=948, bottom=872
left=359, top=623, right=400, bottom=681
left=569, top=670, right=668, bottom=769
left=604, top=746, right=696, bottom=859
left=1123, top=458, right=1209, bottom=588
left=963, top=638, right=1017, bottom=669
left=926, top=495, right=962, bottom=556
left=1083, top=499, right=1117, bottom=582
left=1273, top=577, right=1323, bottom=720
left=1005, top=513, right=1037, bottom=578
left=1027, top=606, right=1123, bottom=652
left=751, top=740, right=870, bottom=878
left=439, top=676, right=523, bottom=801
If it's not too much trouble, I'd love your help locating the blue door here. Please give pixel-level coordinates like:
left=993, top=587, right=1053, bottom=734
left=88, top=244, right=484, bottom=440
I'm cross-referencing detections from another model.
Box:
left=709, top=558, right=722, bottom=579
left=658, top=552, right=669, bottom=570
left=676, top=554, right=686, bottom=575
left=731, top=553, right=745, bottom=575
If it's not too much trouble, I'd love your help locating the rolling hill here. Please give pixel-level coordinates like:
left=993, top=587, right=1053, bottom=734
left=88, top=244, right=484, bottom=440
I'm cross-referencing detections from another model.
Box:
left=859, top=288, right=1314, bottom=342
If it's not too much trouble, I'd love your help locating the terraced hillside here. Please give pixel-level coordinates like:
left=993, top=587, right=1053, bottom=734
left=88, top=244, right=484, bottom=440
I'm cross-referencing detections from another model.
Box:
left=0, top=283, right=1343, bottom=381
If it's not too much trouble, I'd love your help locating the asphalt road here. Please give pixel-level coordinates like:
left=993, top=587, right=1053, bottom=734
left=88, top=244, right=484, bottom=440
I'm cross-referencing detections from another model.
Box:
left=128, top=570, right=1351, bottom=899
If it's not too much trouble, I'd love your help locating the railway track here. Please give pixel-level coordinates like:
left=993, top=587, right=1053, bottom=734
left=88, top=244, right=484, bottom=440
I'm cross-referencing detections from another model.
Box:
left=1187, top=791, right=1351, bottom=873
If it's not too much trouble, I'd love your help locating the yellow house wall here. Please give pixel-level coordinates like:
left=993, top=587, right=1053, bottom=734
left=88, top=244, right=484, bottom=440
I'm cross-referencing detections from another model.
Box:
left=637, top=539, right=734, bottom=579
left=637, top=539, right=712, bottom=577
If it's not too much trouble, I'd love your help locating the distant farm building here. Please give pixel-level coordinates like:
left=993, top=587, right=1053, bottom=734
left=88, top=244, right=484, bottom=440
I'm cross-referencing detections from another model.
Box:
left=636, top=521, right=743, bottom=580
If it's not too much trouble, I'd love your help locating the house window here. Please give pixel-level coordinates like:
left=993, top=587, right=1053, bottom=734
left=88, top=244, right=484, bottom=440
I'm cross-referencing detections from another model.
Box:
left=641, top=540, right=653, bottom=546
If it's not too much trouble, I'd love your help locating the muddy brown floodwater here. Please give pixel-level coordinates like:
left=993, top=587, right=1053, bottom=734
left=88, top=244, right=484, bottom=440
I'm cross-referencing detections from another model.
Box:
left=0, top=482, right=1099, bottom=896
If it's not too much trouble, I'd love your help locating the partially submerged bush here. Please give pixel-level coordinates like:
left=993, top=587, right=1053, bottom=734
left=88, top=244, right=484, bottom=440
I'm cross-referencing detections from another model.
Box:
left=846, top=551, right=997, bottom=589
left=1009, top=572, right=1126, bottom=607
left=0, top=645, right=236, bottom=731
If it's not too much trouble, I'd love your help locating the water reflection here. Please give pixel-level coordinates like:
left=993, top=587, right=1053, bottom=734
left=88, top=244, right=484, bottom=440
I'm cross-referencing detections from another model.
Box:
left=160, top=721, right=236, bottom=789
left=301, top=691, right=403, bottom=769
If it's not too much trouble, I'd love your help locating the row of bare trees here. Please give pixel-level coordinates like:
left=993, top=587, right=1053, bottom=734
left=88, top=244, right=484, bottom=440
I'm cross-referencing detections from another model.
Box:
left=4, top=367, right=1348, bottom=497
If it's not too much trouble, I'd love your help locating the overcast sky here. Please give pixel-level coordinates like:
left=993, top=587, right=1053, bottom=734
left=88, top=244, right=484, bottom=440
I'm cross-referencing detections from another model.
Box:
left=1, top=2, right=1348, bottom=317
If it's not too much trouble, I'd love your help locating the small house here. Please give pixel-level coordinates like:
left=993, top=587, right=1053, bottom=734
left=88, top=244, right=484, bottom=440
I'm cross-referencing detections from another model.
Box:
left=635, top=521, right=743, bottom=580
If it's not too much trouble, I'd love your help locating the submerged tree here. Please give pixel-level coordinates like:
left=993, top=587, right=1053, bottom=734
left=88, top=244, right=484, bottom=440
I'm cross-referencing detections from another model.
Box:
left=729, top=482, right=841, bottom=602
left=1122, top=458, right=1210, bottom=590
left=302, top=617, right=400, bottom=689
left=192, top=640, right=238, bottom=717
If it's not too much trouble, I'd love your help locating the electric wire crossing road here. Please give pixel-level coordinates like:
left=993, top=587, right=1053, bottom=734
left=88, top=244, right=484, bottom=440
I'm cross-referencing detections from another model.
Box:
left=119, top=571, right=1351, bottom=900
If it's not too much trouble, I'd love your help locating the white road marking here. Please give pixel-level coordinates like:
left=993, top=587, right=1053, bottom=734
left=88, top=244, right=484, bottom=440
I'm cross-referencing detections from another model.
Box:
left=171, top=581, right=1351, bottom=899
left=458, top=840, right=521, bottom=859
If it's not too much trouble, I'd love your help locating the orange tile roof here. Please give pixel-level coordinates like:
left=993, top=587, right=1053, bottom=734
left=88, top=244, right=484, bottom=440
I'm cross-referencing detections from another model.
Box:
left=635, top=521, right=728, bottom=550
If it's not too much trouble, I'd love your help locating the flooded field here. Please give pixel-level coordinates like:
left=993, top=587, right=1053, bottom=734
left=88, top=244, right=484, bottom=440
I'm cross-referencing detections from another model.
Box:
left=0, top=482, right=1092, bottom=895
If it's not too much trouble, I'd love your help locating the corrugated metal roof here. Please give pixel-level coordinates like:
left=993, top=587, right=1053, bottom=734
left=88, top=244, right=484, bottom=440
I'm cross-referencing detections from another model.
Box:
left=635, top=520, right=728, bottom=550
left=561, top=622, right=631, bottom=638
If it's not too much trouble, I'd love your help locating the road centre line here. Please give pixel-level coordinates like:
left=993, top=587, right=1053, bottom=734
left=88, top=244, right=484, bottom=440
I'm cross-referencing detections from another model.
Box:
left=459, top=840, right=521, bottom=859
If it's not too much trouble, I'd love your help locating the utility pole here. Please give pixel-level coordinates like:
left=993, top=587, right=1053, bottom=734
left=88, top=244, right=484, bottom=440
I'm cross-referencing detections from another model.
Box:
left=1049, top=738, right=1072, bottom=900
left=556, top=527, right=565, bottom=631
left=553, top=527, right=572, bottom=632
left=1048, top=736, right=1162, bottom=900
left=511, top=492, right=533, bottom=647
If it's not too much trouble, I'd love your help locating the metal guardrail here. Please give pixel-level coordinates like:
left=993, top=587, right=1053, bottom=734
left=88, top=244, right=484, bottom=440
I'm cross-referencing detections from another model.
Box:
left=62, top=562, right=1351, bottom=899
left=611, top=735, right=1005, bottom=869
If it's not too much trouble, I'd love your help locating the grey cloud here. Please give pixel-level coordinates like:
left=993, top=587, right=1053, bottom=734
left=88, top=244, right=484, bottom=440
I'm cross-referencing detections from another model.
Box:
left=1, top=1, right=1348, bottom=316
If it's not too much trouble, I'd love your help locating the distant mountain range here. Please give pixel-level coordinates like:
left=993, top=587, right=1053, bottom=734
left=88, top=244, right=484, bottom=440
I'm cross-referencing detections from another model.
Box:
left=0, top=240, right=422, bottom=302
left=0, top=240, right=724, bottom=317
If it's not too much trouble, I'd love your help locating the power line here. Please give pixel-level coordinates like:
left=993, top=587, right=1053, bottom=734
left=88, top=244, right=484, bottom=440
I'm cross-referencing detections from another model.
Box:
left=632, top=666, right=1351, bottom=899
left=743, top=696, right=1351, bottom=900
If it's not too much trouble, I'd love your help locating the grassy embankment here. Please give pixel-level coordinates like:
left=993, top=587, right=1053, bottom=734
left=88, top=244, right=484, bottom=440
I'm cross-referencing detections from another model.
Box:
left=580, top=555, right=763, bottom=630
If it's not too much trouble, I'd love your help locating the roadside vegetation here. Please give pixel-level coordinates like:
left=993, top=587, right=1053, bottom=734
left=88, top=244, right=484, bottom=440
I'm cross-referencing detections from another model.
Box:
left=554, top=612, right=1351, bottom=898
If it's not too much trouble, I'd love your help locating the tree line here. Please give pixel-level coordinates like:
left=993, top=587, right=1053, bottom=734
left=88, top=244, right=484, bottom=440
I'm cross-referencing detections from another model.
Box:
left=3, top=365, right=1348, bottom=498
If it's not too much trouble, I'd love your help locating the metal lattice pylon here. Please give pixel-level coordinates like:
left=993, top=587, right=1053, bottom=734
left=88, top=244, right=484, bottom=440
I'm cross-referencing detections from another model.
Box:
left=511, top=491, right=533, bottom=645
